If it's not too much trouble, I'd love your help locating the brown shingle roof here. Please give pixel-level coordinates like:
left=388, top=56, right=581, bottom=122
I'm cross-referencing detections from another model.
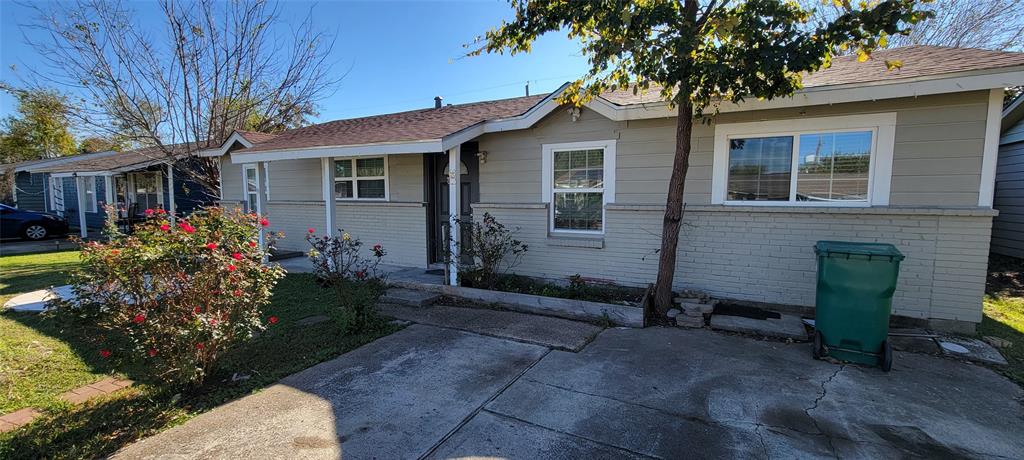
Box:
left=243, top=95, right=547, bottom=153
left=600, top=46, right=1024, bottom=106
left=35, top=144, right=196, bottom=173
left=235, top=131, right=279, bottom=144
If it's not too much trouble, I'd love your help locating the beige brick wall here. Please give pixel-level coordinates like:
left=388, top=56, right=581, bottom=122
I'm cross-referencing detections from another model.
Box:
left=474, top=203, right=993, bottom=324
left=265, top=201, right=325, bottom=252
left=335, top=202, right=428, bottom=268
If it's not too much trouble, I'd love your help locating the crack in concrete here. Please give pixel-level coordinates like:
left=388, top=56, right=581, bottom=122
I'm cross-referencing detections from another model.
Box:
left=753, top=424, right=771, bottom=460
left=418, top=348, right=552, bottom=460
left=481, top=408, right=662, bottom=459
left=804, top=365, right=844, bottom=460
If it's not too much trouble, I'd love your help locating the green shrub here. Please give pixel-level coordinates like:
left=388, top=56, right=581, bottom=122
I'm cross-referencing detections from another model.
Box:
left=55, top=206, right=285, bottom=387
left=458, top=213, right=528, bottom=289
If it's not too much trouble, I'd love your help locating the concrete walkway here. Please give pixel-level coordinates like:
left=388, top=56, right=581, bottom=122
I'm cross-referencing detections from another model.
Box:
left=115, top=325, right=1024, bottom=459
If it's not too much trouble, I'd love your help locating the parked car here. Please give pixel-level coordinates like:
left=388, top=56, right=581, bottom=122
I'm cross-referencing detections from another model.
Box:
left=0, top=203, right=70, bottom=240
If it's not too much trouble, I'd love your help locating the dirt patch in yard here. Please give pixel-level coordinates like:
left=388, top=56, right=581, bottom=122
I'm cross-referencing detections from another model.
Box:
left=987, top=254, right=1024, bottom=298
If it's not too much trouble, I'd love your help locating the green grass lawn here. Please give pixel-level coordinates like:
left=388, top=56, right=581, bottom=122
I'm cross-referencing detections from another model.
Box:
left=0, top=251, right=399, bottom=459
left=981, top=254, right=1024, bottom=386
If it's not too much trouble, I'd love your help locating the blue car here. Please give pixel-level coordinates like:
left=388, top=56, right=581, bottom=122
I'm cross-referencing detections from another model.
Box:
left=0, top=203, right=70, bottom=240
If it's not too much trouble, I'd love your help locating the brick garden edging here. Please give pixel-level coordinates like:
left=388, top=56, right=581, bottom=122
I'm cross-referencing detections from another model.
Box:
left=0, top=377, right=133, bottom=433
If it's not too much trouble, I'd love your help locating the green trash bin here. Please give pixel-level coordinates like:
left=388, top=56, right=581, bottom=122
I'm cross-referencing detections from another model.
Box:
left=812, top=241, right=905, bottom=371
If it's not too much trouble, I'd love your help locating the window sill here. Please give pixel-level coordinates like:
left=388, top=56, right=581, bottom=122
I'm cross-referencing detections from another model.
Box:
left=546, top=234, right=604, bottom=249
left=334, top=200, right=425, bottom=207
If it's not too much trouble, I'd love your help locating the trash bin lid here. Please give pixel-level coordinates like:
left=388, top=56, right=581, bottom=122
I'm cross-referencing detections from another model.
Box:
left=814, top=240, right=905, bottom=260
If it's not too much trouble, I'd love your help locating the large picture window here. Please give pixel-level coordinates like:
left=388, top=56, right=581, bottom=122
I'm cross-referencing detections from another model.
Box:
left=334, top=156, right=387, bottom=200
left=542, top=140, right=616, bottom=234
left=712, top=114, right=895, bottom=207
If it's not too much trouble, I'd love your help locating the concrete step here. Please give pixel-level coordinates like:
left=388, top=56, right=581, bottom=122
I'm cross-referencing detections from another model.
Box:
left=710, top=313, right=808, bottom=341
left=379, top=304, right=603, bottom=352
left=381, top=288, right=440, bottom=307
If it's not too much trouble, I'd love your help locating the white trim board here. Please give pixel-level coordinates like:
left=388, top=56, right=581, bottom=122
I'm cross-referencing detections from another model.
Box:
left=541, top=140, right=617, bottom=235
left=979, top=88, right=1003, bottom=208
left=710, top=112, right=897, bottom=207
left=199, top=131, right=255, bottom=157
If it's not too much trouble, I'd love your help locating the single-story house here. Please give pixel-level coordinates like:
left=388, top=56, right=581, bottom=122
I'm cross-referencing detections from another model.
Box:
left=207, top=46, right=1024, bottom=333
left=25, top=144, right=217, bottom=236
left=992, top=95, right=1024, bottom=258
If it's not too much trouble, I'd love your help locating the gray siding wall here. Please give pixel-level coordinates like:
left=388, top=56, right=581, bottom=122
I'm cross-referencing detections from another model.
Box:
left=993, top=135, right=1024, bottom=258
left=220, top=154, right=244, bottom=202
left=335, top=202, right=428, bottom=267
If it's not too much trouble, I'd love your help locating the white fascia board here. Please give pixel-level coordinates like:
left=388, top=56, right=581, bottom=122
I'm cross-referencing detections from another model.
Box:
left=198, top=132, right=254, bottom=157
left=534, top=68, right=1024, bottom=124
left=20, top=150, right=121, bottom=173
left=50, top=171, right=115, bottom=178
left=230, top=139, right=443, bottom=163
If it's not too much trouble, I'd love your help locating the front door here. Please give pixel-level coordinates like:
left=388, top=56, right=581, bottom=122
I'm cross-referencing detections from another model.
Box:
left=428, top=145, right=479, bottom=264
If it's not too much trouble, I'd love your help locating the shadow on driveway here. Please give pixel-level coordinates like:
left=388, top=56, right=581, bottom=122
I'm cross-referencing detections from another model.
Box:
left=111, top=323, right=1024, bottom=459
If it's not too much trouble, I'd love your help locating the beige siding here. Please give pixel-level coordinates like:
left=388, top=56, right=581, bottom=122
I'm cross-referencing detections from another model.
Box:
left=267, top=159, right=321, bottom=201
left=250, top=154, right=427, bottom=262
left=478, top=91, right=989, bottom=207
left=993, top=139, right=1024, bottom=257
left=476, top=203, right=992, bottom=324
left=220, top=155, right=244, bottom=202
left=388, top=153, right=424, bottom=202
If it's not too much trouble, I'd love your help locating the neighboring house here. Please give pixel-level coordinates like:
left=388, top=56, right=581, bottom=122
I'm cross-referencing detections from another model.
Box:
left=205, top=46, right=1024, bottom=333
left=27, top=144, right=217, bottom=236
left=993, top=95, right=1024, bottom=258
left=0, top=151, right=120, bottom=212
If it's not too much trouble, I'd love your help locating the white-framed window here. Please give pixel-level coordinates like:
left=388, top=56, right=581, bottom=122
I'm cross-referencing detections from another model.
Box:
left=334, top=156, right=388, bottom=200
left=711, top=113, right=895, bottom=206
left=82, top=176, right=98, bottom=213
left=542, top=140, right=616, bottom=234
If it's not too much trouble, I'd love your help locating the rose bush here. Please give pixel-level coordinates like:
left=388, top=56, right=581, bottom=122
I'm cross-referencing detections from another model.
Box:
left=57, top=206, right=285, bottom=387
left=305, top=229, right=386, bottom=285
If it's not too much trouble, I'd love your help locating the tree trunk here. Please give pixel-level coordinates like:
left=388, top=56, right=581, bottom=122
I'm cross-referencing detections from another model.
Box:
left=653, top=102, right=694, bottom=316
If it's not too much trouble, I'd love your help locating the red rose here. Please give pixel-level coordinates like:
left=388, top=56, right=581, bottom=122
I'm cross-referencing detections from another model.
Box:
left=210, top=318, right=218, bottom=326
left=160, top=223, right=170, bottom=232
left=259, top=218, right=270, bottom=227
left=179, top=222, right=196, bottom=233
left=227, top=264, right=236, bottom=272
left=248, top=241, right=257, bottom=248
left=233, top=289, right=243, bottom=297
left=133, top=314, right=145, bottom=324
left=147, top=348, right=157, bottom=357
left=268, top=316, right=279, bottom=325
left=308, top=228, right=316, bottom=233
left=99, top=349, right=111, bottom=358
left=193, top=306, right=202, bottom=314
left=232, top=252, right=242, bottom=261
left=206, top=242, right=218, bottom=250
left=373, top=244, right=382, bottom=250
left=156, top=209, right=166, bottom=215
left=110, top=249, right=120, bottom=255
left=144, top=209, right=154, bottom=216
left=195, top=343, right=205, bottom=350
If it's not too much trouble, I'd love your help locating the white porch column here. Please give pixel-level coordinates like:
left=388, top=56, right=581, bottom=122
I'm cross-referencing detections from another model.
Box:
left=256, top=161, right=266, bottom=249
left=166, top=163, right=176, bottom=225
left=321, top=157, right=335, bottom=233
left=447, top=145, right=461, bottom=286
left=75, top=176, right=87, bottom=238
left=103, top=175, right=114, bottom=207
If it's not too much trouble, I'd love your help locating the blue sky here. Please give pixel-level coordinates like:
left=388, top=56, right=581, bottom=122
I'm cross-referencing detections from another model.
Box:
left=0, top=0, right=590, bottom=126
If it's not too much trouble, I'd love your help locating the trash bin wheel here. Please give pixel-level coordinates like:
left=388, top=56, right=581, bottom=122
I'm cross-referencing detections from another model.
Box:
left=880, top=340, right=893, bottom=372
left=812, top=330, right=826, bottom=360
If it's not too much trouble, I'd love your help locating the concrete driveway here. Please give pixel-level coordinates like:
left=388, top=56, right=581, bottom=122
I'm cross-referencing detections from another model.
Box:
left=115, top=324, right=1024, bottom=459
